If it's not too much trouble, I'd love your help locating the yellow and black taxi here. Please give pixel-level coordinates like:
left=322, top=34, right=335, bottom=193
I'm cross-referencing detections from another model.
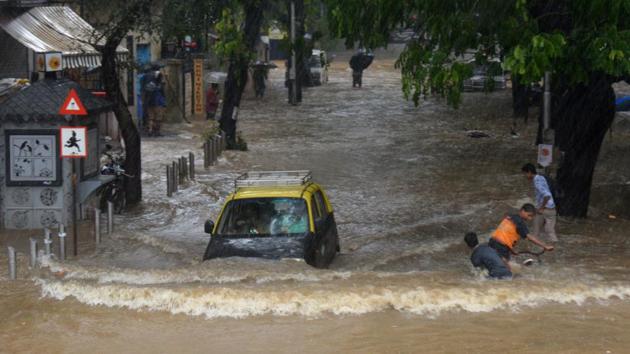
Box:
left=202, top=171, right=340, bottom=268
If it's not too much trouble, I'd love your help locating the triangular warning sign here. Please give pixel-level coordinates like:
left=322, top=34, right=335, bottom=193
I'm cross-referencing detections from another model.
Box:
left=59, top=88, right=88, bottom=115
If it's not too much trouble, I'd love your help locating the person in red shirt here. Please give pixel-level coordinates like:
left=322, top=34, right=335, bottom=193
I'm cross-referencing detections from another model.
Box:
left=206, top=83, right=220, bottom=120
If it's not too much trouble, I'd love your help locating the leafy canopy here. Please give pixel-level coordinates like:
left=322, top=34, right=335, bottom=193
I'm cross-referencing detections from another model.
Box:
left=326, top=0, right=630, bottom=106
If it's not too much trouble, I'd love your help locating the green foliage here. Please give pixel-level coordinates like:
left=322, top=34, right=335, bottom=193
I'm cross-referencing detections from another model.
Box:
left=161, top=0, right=221, bottom=50
left=214, top=9, right=252, bottom=64
left=325, top=0, right=630, bottom=107
left=201, top=120, right=221, bottom=142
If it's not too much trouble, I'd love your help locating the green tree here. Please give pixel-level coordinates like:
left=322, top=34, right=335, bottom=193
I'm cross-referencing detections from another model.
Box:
left=216, top=1, right=268, bottom=148
left=82, top=0, right=160, bottom=206
left=326, top=0, right=630, bottom=217
left=161, top=0, right=224, bottom=51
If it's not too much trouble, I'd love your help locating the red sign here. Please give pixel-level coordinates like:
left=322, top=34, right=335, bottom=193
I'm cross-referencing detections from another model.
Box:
left=59, top=89, right=87, bottom=116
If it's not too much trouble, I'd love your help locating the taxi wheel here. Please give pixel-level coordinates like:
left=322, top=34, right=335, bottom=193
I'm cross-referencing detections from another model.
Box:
left=314, top=237, right=331, bottom=268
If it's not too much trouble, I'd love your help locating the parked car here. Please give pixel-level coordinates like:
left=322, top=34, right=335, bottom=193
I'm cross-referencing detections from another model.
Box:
left=308, top=49, right=329, bottom=86
left=462, top=59, right=507, bottom=91
left=202, top=171, right=340, bottom=268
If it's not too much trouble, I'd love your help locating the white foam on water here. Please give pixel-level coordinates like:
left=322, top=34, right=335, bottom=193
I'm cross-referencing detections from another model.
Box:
left=38, top=257, right=354, bottom=285
left=36, top=278, right=630, bottom=319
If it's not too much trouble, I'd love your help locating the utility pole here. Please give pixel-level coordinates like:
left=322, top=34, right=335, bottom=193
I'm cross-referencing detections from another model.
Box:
left=289, top=0, right=297, bottom=105
left=543, top=71, right=551, bottom=137
left=539, top=71, right=554, bottom=174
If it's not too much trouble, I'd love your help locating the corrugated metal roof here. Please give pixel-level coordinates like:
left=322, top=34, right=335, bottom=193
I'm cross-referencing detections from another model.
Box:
left=0, top=6, right=128, bottom=69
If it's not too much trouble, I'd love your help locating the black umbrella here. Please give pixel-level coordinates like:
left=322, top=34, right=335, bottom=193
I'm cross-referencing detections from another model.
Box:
left=349, top=52, right=374, bottom=71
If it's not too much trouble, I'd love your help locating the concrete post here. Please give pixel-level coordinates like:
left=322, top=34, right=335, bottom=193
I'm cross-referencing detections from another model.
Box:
left=8, top=246, right=16, bottom=280
left=58, top=224, right=66, bottom=261
left=44, top=228, right=52, bottom=256
left=203, top=142, right=209, bottom=168
left=172, top=161, right=179, bottom=192
left=29, top=238, right=38, bottom=268
left=167, top=165, right=172, bottom=197
left=107, top=201, right=114, bottom=234
left=210, top=138, right=217, bottom=165
left=94, top=207, right=101, bottom=244
left=189, top=152, right=195, bottom=180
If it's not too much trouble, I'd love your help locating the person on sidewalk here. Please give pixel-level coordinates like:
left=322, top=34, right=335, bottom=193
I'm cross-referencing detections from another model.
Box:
left=206, top=83, right=219, bottom=120
left=465, top=232, right=512, bottom=279
left=146, top=71, right=166, bottom=137
left=522, top=163, right=558, bottom=242
left=488, top=203, right=555, bottom=268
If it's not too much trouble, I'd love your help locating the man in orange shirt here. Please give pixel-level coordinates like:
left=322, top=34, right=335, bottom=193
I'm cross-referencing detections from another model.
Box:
left=488, top=203, right=554, bottom=265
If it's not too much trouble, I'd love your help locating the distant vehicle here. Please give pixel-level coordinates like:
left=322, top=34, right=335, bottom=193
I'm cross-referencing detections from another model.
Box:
left=202, top=171, right=340, bottom=268
left=308, top=49, right=329, bottom=86
left=463, top=59, right=507, bottom=91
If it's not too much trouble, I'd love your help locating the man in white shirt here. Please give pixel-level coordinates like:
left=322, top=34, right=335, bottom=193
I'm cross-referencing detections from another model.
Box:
left=522, top=163, right=558, bottom=242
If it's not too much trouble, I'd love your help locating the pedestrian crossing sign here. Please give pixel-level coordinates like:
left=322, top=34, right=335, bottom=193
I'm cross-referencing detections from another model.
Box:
left=59, top=89, right=87, bottom=116
left=60, top=126, right=87, bottom=158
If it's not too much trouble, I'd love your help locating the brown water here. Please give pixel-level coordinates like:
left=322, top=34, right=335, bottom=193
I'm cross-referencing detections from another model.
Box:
left=2, top=51, right=630, bottom=353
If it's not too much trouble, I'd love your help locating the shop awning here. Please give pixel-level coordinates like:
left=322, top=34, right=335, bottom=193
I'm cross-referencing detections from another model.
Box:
left=0, top=6, right=128, bottom=69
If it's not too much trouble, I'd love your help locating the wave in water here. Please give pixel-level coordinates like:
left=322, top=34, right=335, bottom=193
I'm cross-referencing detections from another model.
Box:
left=36, top=278, right=630, bottom=319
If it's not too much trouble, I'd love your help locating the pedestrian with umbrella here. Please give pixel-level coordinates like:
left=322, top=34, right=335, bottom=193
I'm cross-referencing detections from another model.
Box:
left=349, top=49, right=374, bottom=88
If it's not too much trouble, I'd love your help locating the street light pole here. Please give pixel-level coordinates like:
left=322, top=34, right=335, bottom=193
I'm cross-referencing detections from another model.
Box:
left=289, top=0, right=297, bottom=105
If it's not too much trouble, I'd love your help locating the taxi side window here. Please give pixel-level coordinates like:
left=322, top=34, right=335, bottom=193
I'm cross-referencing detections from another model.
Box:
left=311, top=195, right=322, bottom=222
left=314, top=191, right=329, bottom=218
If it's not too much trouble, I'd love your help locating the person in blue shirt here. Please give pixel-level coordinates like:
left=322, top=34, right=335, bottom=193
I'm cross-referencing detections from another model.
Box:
left=465, top=232, right=512, bottom=279
left=522, top=163, right=558, bottom=242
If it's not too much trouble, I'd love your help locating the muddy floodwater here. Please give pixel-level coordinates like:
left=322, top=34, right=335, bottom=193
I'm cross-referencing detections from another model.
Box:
left=2, top=50, right=630, bottom=353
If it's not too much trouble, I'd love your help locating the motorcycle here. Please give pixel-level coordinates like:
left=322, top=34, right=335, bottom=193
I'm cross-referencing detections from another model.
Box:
left=99, top=145, right=131, bottom=214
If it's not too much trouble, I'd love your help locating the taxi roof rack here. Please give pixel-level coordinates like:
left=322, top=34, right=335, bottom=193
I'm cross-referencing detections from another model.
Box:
left=235, top=170, right=312, bottom=188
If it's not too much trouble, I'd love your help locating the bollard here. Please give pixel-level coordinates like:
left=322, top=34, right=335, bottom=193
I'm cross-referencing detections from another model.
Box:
left=166, top=165, right=172, bottom=197
left=203, top=142, right=209, bottom=169
left=107, top=201, right=114, bottom=234
left=58, top=224, right=66, bottom=261
left=182, top=157, right=188, bottom=179
left=8, top=247, right=16, bottom=280
left=172, top=161, right=178, bottom=192
left=29, top=238, right=38, bottom=268
left=212, top=138, right=218, bottom=163
left=178, top=157, right=184, bottom=181
left=221, top=132, right=226, bottom=151
left=44, top=228, right=52, bottom=256
left=94, top=207, right=101, bottom=244
left=189, top=152, right=195, bottom=180
left=180, top=157, right=187, bottom=181
left=210, top=138, right=216, bottom=165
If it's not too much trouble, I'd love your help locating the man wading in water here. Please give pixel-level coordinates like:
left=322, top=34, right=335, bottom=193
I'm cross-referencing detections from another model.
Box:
left=465, top=232, right=512, bottom=279
left=488, top=203, right=554, bottom=272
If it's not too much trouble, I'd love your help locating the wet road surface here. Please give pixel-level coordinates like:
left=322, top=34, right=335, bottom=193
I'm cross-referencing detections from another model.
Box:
left=2, top=51, right=630, bottom=353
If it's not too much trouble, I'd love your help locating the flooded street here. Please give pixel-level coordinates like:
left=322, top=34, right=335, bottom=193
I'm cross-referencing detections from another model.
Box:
left=2, top=51, right=630, bottom=353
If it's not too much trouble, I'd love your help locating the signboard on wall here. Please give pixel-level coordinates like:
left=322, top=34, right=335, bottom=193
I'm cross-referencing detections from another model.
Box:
left=538, top=144, right=553, bottom=167
left=5, top=130, right=61, bottom=186
left=35, top=52, right=63, bottom=72
left=60, top=127, right=88, bottom=158
left=184, top=72, right=192, bottom=119
left=193, top=59, right=204, bottom=116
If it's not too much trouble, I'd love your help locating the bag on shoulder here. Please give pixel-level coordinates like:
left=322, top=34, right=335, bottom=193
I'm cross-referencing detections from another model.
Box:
left=543, top=174, right=562, bottom=202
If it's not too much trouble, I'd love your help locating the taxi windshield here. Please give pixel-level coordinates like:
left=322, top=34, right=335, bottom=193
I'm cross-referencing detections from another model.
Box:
left=217, top=198, right=308, bottom=237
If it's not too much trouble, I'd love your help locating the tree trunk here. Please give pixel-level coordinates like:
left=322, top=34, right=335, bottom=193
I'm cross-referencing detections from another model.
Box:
left=554, top=76, right=615, bottom=217
left=219, top=1, right=266, bottom=148
left=286, top=0, right=305, bottom=101
left=295, top=0, right=305, bottom=101
left=512, top=76, right=529, bottom=121
left=100, top=43, right=142, bottom=205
